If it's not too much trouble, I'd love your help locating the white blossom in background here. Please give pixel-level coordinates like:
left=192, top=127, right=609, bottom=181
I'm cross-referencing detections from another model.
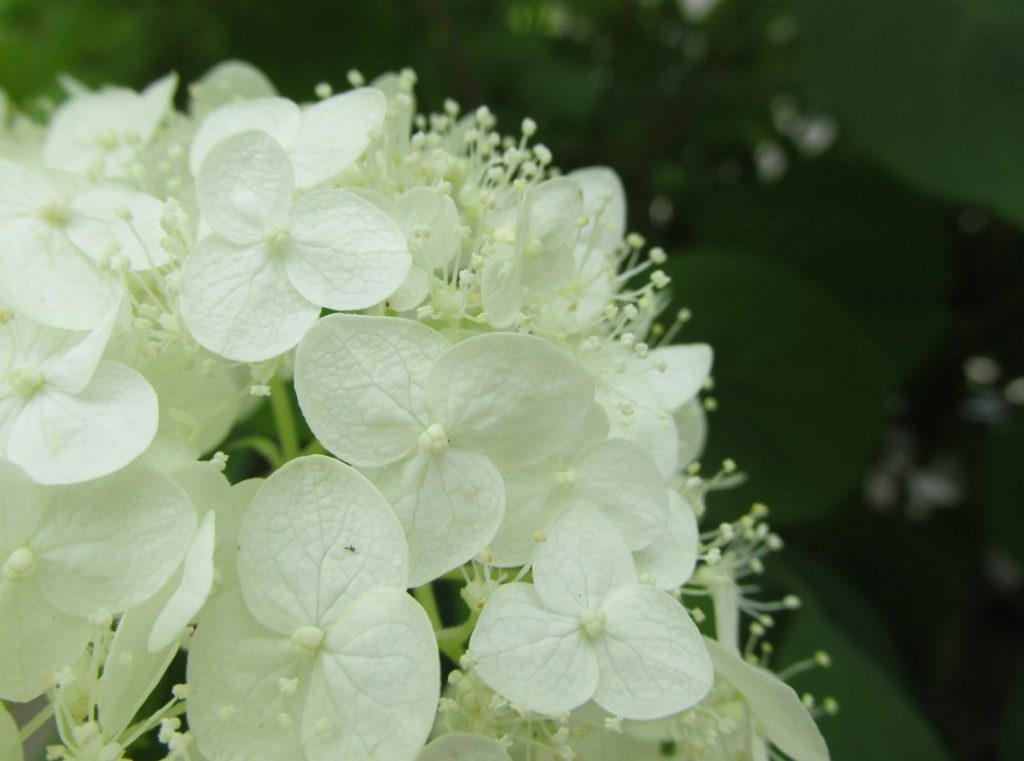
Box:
left=0, top=62, right=831, bottom=761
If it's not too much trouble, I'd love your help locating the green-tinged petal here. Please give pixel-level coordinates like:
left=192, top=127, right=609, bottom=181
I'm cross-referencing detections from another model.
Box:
left=149, top=509, right=215, bottom=651
left=180, top=236, right=319, bottom=362
left=295, top=314, right=448, bottom=467
left=469, top=582, right=597, bottom=715
left=303, top=588, right=438, bottom=761
left=187, top=591, right=308, bottom=761
left=97, top=583, right=181, bottom=739
left=68, top=187, right=170, bottom=270
left=189, top=97, right=301, bottom=177
left=290, top=88, right=386, bottom=187
left=533, top=503, right=636, bottom=615
left=398, top=187, right=461, bottom=269
left=427, top=332, right=593, bottom=469
left=594, top=585, right=712, bottom=720
left=0, top=581, right=90, bottom=701
left=705, top=637, right=830, bottom=761
left=634, top=491, right=699, bottom=589
left=286, top=190, right=410, bottom=311
left=237, top=456, right=408, bottom=634
left=7, top=361, right=157, bottom=485
left=196, top=130, right=293, bottom=245
left=373, top=447, right=504, bottom=586
left=31, top=460, right=195, bottom=617
left=573, top=439, right=668, bottom=551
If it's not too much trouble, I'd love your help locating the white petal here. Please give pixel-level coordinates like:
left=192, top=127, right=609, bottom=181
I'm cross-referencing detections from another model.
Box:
left=286, top=190, right=411, bottom=310
left=197, top=130, right=293, bottom=244
left=180, top=236, right=319, bottom=362
left=573, top=439, right=668, bottom=551
left=634, top=491, right=699, bottom=589
left=387, top=264, right=431, bottom=312
left=469, top=582, right=597, bottom=715
left=68, top=187, right=170, bottom=270
left=705, top=637, right=830, bottom=761
left=0, top=582, right=90, bottom=701
left=290, top=88, right=387, bottom=187
left=606, top=402, right=679, bottom=478
left=427, top=332, right=594, bottom=469
left=31, top=460, right=196, bottom=617
left=418, top=734, right=512, bottom=761
left=0, top=221, right=119, bottom=330
left=294, top=314, right=448, bottom=467
left=568, top=167, right=626, bottom=255
left=533, top=502, right=636, bottom=615
left=303, top=588, right=438, bottom=761
left=187, top=591, right=307, bottom=761
left=594, top=585, right=713, bottom=719
left=98, top=585, right=181, bottom=738
left=191, top=60, right=277, bottom=119
left=7, top=360, right=158, bottom=485
left=480, top=247, right=522, bottom=329
left=398, top=187, right=461, bottom=269
left=212, top=478, right=262, bottom=597
left=374, top=448, right=504, bottom=587
left=237, top=455, right=408, bottom=634
left=675, top=399, right=707, bottom=470
left=189, top=96, right=301, bottom=177
left=0, top=703, right=22, bottom=761
left=517, top=178, right=581, bottom=292
left=149, top=508, right=216, bottom=651
left=649, top=344, right=714, bottom=410
left=487, top=469, right=560, bottom=568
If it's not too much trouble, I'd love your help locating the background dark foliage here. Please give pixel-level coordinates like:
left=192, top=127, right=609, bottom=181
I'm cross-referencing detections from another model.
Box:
left=3, top=1, right=1022, bottom=758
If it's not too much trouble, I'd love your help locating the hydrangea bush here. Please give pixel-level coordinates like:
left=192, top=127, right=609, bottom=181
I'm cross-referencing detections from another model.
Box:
left=0, top=62, right=833, bottom=761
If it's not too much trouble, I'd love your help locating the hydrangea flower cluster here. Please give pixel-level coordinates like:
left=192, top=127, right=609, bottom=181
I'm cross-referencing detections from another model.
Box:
left=0, top=62, right=832, bottom=761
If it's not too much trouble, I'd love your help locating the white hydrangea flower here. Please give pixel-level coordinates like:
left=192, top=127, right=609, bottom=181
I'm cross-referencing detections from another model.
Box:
left=187, top=455, right=439, bottom=761
left=42, top=73, right=177, bottom=179
left=180, top=130, right=411, bottom=361
left=0, top=157, right=169, bottom=330
left=0, top=309, right=158, bottom=484
left=469, top=502, right=713, bottom=719
left=0, top=459, right=195, bottom=701
left=189, top=87, right=386, bottom=188
left=489, top=405, right=669, bottom=567
left=294, top=313, right=595, bottom=584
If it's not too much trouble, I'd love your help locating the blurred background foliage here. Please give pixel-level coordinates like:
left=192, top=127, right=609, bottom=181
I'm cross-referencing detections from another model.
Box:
left=2, top=0, right=1022, bottom=758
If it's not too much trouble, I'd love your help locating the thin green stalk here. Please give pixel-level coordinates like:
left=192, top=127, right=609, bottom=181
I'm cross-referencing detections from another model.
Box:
left=18, top=702, right=55, bottom=743
left=227, top=435, right=282, bottom=468
left=413, top=584, right=443, bottom=632
left=270, top=376, right=300, bottom=462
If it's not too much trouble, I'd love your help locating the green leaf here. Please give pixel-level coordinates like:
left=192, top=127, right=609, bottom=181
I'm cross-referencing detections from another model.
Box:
left=665, top=253, right=888, bottom=522
left=776, top=561, right=954, bottom=761
left=690, top=162, right=953, bottom=381
left=974, top=408, right=1024, bottom=567
left=789, top=0, right=1024, bottom=226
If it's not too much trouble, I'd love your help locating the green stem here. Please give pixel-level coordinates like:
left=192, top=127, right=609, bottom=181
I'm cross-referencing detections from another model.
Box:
left=413, top=584, right=443, bottom=632
left=300, top=439, right=327, bottom=457
left=435, top=611, right=479, bottom=663
left=270, top=376, right=300, bottom=463
left=226, top=435, right=281, bottom=468
left=19, top=702, right=55, bottom=743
